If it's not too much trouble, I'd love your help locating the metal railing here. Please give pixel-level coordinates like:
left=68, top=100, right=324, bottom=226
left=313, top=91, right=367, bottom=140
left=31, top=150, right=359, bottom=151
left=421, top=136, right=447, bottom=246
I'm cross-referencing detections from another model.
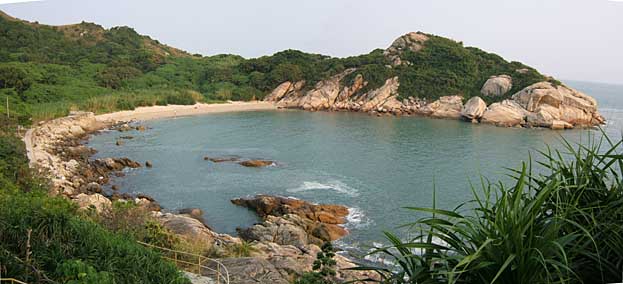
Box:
left=137, top=241, right=229, bottom=284
left=0, top=279, right=28, bottom=284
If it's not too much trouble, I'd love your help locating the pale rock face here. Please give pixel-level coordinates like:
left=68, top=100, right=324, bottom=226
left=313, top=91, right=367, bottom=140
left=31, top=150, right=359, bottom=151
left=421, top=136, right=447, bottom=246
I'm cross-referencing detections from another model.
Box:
left=264, top=81, right=293, bottom=102
left=359, top=77, right=400, bottom=112
left=237, top=214, right=311, bottom=247
left=481, top=75, right=513, bottom=97
left=335, top=74, right=365, bottom=104
left=384, top=32, right=430, bottom=66
left=512, top=82, right=602, bottom=127
left=481, top=100, right=527, bottom=127
left=298, top=69, right=355, bottom=110
left=74, top=193, right=111, bottom=213
left=425, top=96, right=464, bottom=119
left=276, top=81, right=306, bottom=108
left=461, top=96, right=487, bottom=120
left=156, top=212, right=217, bottom=246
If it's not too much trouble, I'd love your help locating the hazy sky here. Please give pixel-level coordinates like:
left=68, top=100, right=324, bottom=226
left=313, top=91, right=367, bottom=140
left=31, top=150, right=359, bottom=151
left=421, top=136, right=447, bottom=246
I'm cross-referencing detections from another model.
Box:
left=2, top=0, right=622, bottom=84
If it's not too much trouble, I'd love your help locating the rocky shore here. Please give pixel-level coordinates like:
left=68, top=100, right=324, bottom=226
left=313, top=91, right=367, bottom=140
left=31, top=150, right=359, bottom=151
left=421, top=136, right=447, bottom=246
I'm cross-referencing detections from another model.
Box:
left=264, top=32, right=605, bottom=130
left=23, top=111, right=375, bottom=284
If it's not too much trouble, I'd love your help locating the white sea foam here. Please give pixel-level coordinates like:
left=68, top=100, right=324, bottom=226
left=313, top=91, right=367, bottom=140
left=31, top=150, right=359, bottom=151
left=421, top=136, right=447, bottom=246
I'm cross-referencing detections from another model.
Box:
left=287, top=180, right=359, bottom=196
left=346, top=207, right=372, bottom=229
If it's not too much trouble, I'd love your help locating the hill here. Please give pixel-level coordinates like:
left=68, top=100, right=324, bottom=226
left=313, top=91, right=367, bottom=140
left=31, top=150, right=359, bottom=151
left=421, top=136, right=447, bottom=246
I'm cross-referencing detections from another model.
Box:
left=0, top=10, right=599, bottom=130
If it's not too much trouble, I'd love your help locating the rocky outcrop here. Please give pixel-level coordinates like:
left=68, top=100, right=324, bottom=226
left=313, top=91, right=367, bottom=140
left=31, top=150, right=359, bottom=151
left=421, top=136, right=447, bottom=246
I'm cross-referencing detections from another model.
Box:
left=481, top=100, right=528, bottom=127
left=481, top=75, right=513, bottom=97
left=383, top=32, right=429, bottom=66
left=461, top=96, right=487, bottom=121
left=513, top=82, right=604, bottom=128
left=421, top=95, right=464, bottom=119
left=232, top=195, right=349, bottom=244
left=74, top=193, right=111, bottom=213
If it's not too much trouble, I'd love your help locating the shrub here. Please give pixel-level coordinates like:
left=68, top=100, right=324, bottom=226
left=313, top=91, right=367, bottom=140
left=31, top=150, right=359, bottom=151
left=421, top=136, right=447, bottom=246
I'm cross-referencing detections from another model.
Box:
left=360, top=133, right=623, bottom=284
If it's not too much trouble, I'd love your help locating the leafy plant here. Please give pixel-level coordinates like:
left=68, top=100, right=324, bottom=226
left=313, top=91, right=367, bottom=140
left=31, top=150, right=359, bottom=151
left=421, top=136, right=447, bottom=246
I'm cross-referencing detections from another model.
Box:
left=358, top=133, right=623, bottom=284
left=295, top=242, right=337, bottom=284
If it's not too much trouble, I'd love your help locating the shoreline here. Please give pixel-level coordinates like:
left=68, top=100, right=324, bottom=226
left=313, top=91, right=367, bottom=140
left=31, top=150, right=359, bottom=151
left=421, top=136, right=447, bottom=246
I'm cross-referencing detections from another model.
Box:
left=21, top=104, right=375, bottom=283
left=94, top=101, right=278, bottom=123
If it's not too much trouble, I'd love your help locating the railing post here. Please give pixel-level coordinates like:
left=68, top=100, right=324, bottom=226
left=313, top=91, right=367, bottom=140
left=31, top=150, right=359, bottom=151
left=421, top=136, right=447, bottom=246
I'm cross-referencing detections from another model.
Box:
left=217, top=264, right=220, bottom=284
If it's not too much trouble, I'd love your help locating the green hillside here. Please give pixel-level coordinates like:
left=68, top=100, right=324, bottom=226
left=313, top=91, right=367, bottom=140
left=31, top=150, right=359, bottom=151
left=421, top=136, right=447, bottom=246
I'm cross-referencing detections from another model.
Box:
left=1, top=11, right=547, bottom=124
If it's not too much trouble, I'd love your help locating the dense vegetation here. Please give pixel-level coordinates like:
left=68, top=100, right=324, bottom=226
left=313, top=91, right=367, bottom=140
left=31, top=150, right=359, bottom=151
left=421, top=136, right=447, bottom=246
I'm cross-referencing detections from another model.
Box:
left=360, top=134, right=623, bottom=284
left=0, top=130, right=190, bottom=283
left=0, top=11, right=549, bottom=124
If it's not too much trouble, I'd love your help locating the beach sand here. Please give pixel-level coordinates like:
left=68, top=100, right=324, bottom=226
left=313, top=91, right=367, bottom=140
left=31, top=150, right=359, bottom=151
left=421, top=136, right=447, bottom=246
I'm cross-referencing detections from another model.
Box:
left=95, top=101, right=278, bottom=123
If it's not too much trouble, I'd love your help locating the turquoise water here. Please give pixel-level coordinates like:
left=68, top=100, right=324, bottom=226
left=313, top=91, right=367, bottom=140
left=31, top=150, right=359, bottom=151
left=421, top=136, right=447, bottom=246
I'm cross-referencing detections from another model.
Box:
left=88, top=81, right=623, bottom=255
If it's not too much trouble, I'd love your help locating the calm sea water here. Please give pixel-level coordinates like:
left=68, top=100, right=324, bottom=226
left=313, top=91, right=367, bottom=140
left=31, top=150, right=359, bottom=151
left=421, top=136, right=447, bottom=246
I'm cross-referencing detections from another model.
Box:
left=88, top=80, right=623, bottom=255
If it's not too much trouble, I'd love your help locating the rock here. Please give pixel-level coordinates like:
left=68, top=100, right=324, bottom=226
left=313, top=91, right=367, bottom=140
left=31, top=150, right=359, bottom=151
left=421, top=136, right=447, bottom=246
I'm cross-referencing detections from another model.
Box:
left=232, top=195, right=349, bottom=243
left=512, top=82, right=603, bottom=128
left=237, top=215, right=312, bottom=247
left=120, top=135, right=134, bottom=140
left=117, top=124, right=133, bottom=132
left=481, top=100, right=527, bottom=127
left=145, top=160, right=152, bottom=167
left=264, top=81, right=293, bottom=102
left=359, top=77, right=400, bottom=112
left=481, top=75, right=513, bottom=97
left=239, top=160, right=274, bottom=167
left=111, top=185, right=119, bottom=191
left=384, top=32, right=430, bottom=66
left=84, top=182, right=102, bottom=193
left=115, top=140, right=124, bottom=146
left=157, top=212, right=216, bottom=246
left=136, top=125, right=146, bottom=131
left=179, top=208, right=209, bottom=226
left=275, top=81, right=306, bottom=108
left=135, top=197, right=161, bottom=211
left=461, top=96, right=487, bottom=120
left=424, top=96, right=464, bottom=119
left=204, top=156, right=240, bottom=163
left=231, top=195, right=349, bottom=223
left=297, top=69, right=355, bottom=111
left=209, top=257, right=289, bottom=284
left=74, top=193, right=111, bottom=213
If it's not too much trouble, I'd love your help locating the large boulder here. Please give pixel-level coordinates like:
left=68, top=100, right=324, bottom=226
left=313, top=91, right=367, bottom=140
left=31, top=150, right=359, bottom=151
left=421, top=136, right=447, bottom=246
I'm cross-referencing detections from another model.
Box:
left=481, top=75, right=513, bottom=97
left=264, top=81, right=293, bottom=102
left=237, top=215, right=312, bottom=247
left=481, top=100, right=527, bottom=127
left=74, top=193, right=111, bottom=213
left=423, top=96, right=464, bottom=119
left=384, top=32, right=430, bottom=66
left=156, top=212, right=216, bottom=246
left=512, top=82, right=603, bottom=127
left=461, top=96, right=487, bottom=120
left=209, top=257, right=290, bottom=284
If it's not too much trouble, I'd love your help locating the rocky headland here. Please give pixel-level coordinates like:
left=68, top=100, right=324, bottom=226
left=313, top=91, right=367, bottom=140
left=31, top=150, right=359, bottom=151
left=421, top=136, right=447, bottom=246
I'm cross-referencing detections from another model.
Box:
left=264, top=32, right=605, bottom=130
left=23, top=109, right=375, bottom=284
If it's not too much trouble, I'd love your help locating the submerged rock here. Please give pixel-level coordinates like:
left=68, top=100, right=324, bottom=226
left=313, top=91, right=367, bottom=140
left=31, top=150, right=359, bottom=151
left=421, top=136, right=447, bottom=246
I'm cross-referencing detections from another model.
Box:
left=238, top=160, right=274, bottom=167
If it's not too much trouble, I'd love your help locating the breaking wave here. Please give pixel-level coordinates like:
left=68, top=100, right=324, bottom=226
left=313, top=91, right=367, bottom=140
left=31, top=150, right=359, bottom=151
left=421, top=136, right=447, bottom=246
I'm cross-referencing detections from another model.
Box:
left=287, top=180, right=359, bottom=196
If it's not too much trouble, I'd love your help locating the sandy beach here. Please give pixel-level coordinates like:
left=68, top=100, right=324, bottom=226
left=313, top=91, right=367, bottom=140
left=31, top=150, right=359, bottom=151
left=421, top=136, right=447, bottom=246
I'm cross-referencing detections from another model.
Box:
left=95, top=101, right=278, bottom=123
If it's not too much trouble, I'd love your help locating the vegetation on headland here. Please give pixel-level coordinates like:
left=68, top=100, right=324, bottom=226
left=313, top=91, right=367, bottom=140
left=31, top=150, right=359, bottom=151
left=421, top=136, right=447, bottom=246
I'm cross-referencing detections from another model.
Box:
left=359, top=133, right=623, bottom=284
left=0, top=10, right=549, bottom=124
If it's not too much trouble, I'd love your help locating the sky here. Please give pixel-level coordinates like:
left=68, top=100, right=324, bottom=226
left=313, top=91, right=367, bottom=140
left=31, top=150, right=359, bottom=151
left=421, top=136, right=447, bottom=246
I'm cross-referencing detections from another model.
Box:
left=1, top=0, right=622, bottom=84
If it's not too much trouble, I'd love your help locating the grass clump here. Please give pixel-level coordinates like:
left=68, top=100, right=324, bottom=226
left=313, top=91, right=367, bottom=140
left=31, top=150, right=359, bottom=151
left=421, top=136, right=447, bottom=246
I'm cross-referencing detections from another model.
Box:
left=359, top=133, right=623, bottom=284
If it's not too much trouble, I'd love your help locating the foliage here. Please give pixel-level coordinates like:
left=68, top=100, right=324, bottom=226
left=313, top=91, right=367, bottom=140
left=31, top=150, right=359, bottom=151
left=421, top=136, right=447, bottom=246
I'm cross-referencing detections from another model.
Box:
left=295, top=242, right=337, bottom=284
left=358, top=133, right=623, bottom=284
left=0, top=132, right=190, bottom=284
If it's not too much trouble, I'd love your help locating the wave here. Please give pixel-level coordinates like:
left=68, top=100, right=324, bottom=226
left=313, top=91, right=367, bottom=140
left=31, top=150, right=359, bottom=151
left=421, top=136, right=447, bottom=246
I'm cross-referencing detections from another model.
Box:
left=287, top=180, right=359, bottom=196
left=346, top=207, right=372, bottom=229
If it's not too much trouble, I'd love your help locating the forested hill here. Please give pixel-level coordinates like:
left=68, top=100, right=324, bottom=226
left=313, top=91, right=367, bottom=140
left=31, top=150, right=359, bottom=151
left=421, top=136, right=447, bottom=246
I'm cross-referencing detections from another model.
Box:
left=0, top=10, right=547, bottom=124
